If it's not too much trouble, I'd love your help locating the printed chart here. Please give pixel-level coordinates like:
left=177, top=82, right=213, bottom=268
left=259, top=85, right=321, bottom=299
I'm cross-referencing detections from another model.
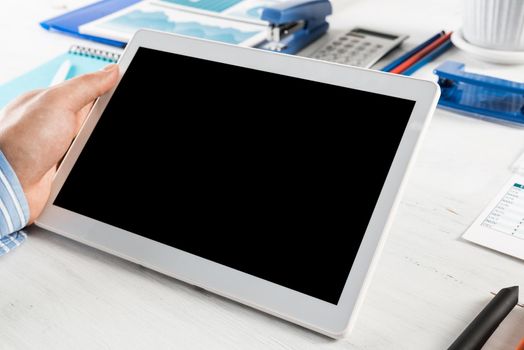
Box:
left=464, top=175, right=524, bottom=260
left=481, top=182, right=524, bottom=239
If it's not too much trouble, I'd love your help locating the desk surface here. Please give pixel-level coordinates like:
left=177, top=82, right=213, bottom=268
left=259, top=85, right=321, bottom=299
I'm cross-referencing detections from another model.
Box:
left=2, top=0, right=524, bottom=349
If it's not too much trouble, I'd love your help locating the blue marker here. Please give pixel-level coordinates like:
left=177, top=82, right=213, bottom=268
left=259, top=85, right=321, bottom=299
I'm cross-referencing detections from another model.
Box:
left=381, top=31, right=444, bottom=72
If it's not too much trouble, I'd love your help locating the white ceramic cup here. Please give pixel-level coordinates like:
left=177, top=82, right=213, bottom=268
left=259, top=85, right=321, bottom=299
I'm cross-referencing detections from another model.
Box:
left=463, top=0, right=524, bottom=51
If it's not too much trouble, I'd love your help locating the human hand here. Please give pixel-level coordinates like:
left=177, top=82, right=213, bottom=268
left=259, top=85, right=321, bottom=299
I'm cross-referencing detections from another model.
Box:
left=0, top=65, right=119, bottom=224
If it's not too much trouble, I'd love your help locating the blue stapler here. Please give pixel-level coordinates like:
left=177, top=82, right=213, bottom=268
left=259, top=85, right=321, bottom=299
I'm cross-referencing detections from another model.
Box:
left=258, top=0, right=332, bottom=54
left=434, top=61, right=524, bottom=126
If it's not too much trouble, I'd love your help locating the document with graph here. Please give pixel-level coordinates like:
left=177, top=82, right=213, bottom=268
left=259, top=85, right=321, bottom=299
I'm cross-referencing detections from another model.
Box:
left=79, top=0, right=284, bottom=46
left=463, top=174, right=524, bottom=260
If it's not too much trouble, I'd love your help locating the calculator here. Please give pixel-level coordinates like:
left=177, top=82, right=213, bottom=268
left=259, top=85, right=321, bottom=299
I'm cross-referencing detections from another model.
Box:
left=310, top=28, right=408, bottom=68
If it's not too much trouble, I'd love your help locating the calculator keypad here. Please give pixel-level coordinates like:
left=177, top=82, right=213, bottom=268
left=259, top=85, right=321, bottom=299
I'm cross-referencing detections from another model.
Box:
left=310, top=29, right=406, bottom=68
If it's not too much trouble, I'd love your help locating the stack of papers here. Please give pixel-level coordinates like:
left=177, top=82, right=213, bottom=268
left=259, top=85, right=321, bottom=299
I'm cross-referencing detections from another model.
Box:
left=79, top=0, right=284, bottom=46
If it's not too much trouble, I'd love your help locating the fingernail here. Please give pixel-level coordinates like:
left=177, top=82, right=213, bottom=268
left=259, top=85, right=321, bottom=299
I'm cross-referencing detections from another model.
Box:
left=101, top=64, right=118, bottom=72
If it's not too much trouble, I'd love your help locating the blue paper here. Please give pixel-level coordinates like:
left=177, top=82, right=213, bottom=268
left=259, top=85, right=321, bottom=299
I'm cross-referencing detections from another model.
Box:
left=0, top=52, right=111, bottom=110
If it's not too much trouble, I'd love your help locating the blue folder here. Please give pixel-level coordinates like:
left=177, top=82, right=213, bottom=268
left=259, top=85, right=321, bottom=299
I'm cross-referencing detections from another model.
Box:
left=40, top=0, right=141, bottom=47
left=434, top=61, right=524, bottom=126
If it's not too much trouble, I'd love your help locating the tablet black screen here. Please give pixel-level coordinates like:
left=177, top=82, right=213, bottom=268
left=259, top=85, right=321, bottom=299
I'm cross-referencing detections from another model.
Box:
left=54, top=47, right=415, bottom=304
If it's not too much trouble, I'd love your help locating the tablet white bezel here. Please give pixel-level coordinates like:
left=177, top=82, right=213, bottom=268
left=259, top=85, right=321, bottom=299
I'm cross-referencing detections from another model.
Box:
left=36, top=30, right=439, bottom=338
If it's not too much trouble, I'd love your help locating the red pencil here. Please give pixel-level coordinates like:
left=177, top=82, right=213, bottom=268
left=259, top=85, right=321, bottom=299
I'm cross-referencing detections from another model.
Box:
left=516, top=337, right=524, bottom=350
left=391, top=31, right=453, bottom=74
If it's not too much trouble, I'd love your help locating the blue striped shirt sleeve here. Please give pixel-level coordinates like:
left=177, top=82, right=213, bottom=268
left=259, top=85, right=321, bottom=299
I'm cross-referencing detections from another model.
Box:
left=0, top=150, right=29, bottom=256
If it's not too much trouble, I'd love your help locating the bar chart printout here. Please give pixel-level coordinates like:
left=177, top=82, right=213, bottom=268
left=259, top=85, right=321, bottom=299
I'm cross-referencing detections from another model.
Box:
left=463, top=175, right=524, bottom=260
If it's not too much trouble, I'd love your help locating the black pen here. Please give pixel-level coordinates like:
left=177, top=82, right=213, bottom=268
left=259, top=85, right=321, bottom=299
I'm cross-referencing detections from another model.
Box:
left=448, top=286, right=519, bottom=350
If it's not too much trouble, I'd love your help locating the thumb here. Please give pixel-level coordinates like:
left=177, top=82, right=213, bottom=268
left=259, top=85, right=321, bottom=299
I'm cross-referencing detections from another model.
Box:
left=52, top=64, right=119, bottom=112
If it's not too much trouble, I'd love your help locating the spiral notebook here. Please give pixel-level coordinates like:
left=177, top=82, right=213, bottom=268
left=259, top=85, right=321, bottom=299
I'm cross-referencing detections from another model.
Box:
left=0, top=45, right=120, bottom=109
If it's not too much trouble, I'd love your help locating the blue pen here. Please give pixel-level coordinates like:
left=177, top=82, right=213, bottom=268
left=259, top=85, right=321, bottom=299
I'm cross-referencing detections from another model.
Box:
left=402, top=39, right=453, bottom=76
left=381, top=31, right=444, bottom=72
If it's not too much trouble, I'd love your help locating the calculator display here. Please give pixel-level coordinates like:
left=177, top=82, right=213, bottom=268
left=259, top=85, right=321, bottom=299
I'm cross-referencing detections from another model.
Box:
left=352, top=28, right=399, bottom=40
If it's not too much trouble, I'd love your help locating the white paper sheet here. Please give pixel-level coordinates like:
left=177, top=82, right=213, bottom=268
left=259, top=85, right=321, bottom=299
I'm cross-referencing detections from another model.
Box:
left=463, top=174, right=524, bottom=260
left=152, top=0, right=286, bottom=25
left=510, top=150, right=524, bottom=176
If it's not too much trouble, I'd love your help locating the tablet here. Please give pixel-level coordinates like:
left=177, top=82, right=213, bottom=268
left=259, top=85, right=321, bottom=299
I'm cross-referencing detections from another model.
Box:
left=36, top=30, right=439, bottom=338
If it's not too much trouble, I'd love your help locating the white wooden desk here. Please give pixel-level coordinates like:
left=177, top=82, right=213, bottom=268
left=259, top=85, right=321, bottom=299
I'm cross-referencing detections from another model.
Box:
left=2, top=0, right=524, bottom=349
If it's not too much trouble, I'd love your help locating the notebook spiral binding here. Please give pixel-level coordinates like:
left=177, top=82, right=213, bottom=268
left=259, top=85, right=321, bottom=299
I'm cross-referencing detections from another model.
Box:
left=68, top=45, right=121, bottom=63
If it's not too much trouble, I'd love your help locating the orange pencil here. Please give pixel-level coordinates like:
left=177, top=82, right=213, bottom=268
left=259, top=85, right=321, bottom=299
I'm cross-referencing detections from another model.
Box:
left=516, top=337, right=524, bottom=350
left=390, top=31, right=453, bottom=74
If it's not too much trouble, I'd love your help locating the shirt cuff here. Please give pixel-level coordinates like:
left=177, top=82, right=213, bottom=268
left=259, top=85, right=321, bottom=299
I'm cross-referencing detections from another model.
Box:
left=0, top=150, right=30, bottom=238
left=0, top=230, right=27, bottom=256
